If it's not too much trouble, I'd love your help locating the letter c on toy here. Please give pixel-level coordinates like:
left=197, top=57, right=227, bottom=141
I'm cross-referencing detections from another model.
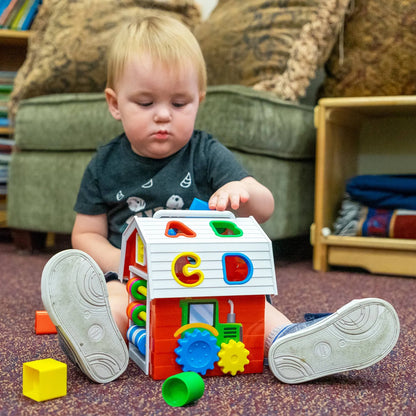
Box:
left=171, top=252, right=204, bottom=287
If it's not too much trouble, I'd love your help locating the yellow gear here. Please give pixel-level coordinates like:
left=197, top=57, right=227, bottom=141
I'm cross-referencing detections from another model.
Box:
left=217, top=339, right=250, bottom=376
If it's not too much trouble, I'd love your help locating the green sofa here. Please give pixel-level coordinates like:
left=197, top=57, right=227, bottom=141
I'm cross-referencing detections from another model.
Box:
left=7, top=84, right=315, bottom=242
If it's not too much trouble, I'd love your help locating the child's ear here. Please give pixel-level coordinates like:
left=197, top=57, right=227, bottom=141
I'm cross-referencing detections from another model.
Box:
left=199, top=91, right=206, bottom=104
left=105, top=87, right=121, bottom=120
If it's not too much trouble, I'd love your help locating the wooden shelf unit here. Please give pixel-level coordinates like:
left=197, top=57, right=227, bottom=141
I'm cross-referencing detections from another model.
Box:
left=311, top=96, right=416, bottom=277
left=0, top=29, right=29, bottom=71
left=0, top=29, right=30, bottom=227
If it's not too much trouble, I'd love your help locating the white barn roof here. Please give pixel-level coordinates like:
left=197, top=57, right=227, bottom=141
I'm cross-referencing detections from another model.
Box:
left=120, top=211, right=277, bottom=299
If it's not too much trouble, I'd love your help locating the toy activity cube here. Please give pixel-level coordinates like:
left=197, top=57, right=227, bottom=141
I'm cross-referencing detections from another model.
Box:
left=119, top=210, right=277, bottom=380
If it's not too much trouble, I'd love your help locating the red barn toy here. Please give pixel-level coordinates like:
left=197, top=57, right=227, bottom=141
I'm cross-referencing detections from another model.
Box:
left=119, top=210, right=277, bottom=380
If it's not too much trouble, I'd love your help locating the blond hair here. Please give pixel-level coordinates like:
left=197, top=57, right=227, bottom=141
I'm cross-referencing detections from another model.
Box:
left=106, top=14, right=206, bottom=92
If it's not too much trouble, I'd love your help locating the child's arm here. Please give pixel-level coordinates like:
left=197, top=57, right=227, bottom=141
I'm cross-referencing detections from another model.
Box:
left=208, top=176, right=274, bottom=223
left=71, top=213, right=121, bottom=273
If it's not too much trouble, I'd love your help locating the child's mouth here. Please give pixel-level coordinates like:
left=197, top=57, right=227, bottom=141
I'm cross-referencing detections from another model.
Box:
left=155, top=130, right=169, bottom=139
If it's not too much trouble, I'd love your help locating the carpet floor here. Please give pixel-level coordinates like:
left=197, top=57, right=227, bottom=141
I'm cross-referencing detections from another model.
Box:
left=0, top=237, right=414, bottom=415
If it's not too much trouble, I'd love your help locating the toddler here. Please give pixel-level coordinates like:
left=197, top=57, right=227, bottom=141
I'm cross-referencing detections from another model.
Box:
left=41, top=15, right=399, bottom=384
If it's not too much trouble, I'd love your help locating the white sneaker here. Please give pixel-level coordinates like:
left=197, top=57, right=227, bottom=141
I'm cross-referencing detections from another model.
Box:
left=41, top=249, right=129, bottom=383
left=268, top=298, right=400, bottom=384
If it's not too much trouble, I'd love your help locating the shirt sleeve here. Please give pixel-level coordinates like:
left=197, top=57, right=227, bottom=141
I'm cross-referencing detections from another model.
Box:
left=204, top=135, right=250, bottom=190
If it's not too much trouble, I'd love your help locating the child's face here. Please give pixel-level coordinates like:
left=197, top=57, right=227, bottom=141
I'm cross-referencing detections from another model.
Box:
left=106, top=54, right=204, bottom=159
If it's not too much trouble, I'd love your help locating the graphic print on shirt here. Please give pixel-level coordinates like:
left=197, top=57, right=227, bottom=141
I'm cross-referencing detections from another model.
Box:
left=166, top=195, right=184, bottom=209
left=126, top=196, right=146, bottom=213
left=142, top=179, right=153, bottom=189
left=120, top=172, right=191, bottom=232
left=116, top=190, right=125, bottom=201
left=180, top=172, right=192, bottom=188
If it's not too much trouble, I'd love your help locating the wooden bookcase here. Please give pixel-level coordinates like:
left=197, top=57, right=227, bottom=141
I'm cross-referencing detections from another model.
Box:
left=0, top=29, right=29, bottom=65
left=0, top=28, right=29, bottom=131
left=311, top=96, right=416, bottom=277
left=0, top=29, right=30, bottom=227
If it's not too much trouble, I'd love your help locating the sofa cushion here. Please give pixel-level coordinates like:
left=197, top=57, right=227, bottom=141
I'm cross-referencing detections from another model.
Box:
left=14, top=85, right=315, bottom=159
left=322, top=0, right=416, bottom=97
left=8, top=151, right=95, bottom=233
left=196, top=85, right=315, bottom=160
left=14, top=93, right=123, bottom=151
left=194, top=0, right=350, bottom=102
left=9, top=0, right=201, bottom=119
left=7, top=148, right=315, bottom=238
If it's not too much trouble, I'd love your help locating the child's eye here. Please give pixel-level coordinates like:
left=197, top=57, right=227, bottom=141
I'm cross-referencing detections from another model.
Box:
left=172, top=102, right=186, bottom=108
left=138, top=102, right=152, bottom=107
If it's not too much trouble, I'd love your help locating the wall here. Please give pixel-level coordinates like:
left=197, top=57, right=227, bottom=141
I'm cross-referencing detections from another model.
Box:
left=358, top=117, right=416, bottom=175
left=195, top=0, right=218, bottom=19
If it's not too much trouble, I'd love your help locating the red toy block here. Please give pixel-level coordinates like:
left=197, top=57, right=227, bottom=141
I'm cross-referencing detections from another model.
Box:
left=35, top=310, right=57, bottom=334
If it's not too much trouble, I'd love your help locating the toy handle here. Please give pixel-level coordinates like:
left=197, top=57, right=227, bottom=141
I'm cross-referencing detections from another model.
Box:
left=153, top=209, right=235, bottom=219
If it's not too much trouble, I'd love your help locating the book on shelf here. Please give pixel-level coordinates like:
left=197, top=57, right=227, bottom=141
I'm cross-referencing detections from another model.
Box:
left=0, top=93, right=11, bottom=106
left=0, top=165, right=8, bottom=179
left=0, top=136, right=15, bottom=144
left=0, top=71, right=17, bottom=84
left=0, top=162, right=10, bottom=195
left=0, top=118, right=10, bottom=127
left=18, top=0, right=40, bottom=30
left=0, top=84, right=13, bottom=93
left=0, top=72, right=17, bottom=129
left=0, top=0, right=41, bottom=30
left=0, top=138, right=13, bottom=195
left=0, top=0, right=20, bottom=27
left=0, top=137, right=14, bottom=153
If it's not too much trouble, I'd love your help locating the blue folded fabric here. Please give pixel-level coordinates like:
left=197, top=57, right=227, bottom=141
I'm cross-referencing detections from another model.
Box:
left=346, top=175, right=416, bottom=210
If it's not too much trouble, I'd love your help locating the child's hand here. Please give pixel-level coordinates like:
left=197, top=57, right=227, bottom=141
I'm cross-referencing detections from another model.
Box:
left=208, top=177, right=274, bottom=223
left=208, top=181, right=250, bottom=211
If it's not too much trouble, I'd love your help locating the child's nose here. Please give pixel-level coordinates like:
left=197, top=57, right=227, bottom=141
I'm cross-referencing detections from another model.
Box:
left=154, top=106, right=172, bottom=122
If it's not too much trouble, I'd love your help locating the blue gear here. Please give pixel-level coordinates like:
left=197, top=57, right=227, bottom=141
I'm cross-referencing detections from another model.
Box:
left=175, top=328, right=220, bottom=375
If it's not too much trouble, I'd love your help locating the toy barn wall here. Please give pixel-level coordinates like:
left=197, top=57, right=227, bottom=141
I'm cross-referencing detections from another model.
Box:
left=149, top=295, right=266, bottom=380
left=121, top=229, right=147, bottom=278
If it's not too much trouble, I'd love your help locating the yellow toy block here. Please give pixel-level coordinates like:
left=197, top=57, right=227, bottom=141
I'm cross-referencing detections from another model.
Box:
left=23, top=358, right=67, bottom=401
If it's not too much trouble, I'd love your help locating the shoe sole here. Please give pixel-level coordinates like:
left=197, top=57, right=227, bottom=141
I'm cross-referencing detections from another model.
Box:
left=268, top=298, right=400, bottom=384
left=41, top=249, right=129, bottom=383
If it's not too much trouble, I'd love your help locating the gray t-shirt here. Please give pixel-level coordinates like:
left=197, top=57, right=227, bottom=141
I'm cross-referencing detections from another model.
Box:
left=74, top=130, right=249, bottom=248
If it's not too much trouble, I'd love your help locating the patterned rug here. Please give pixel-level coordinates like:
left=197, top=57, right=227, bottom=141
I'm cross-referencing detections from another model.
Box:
left=0, top=238, right=414, bottom=415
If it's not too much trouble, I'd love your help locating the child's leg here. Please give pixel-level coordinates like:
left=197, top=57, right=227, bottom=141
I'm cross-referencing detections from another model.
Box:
left=107, top=280, right=129, bottom=341
left=41, top=249, right=129, bottom=384
left=265, top=298, right=400, bottom=384
left=264, top=301, right=292, bottom=347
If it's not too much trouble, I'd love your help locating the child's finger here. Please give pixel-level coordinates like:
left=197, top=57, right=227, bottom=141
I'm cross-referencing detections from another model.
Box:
left=230, top=193, right=241, bottom=210
left=215, top=192, right=230, bottom=210
left=208, top=194, right=218, bottom=209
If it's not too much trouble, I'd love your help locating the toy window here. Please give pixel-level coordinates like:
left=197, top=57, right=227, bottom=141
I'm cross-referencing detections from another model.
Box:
left=165, top=221, right=196, bottom=238
left=136, top=234, right=145, bottom=265
left=188, top=303, right=215, bottom=326
left=222, top=253, right=253, bottom=285
left=172, top=252, right=204, bottom=287
left=210, top=221, right=243, bottom=237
